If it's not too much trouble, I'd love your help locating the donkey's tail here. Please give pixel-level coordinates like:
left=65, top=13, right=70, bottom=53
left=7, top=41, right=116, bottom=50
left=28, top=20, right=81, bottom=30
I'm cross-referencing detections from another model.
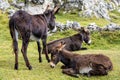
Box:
left=9, top=18, right=17, bottom=40
left=9, top=18, right=18, bottom=52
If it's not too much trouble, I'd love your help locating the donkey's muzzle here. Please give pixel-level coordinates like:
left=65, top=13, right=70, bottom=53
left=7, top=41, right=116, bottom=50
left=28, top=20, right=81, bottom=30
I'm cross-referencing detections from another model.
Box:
left=87, top=40, right=91, bottom=45
left=50, top=62, right=55, bottom=68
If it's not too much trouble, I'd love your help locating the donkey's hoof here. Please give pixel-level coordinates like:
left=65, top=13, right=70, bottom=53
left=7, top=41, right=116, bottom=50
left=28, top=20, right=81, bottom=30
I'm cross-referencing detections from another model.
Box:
left=39, top=58, right=42, bottom=63
left=28, top=66, right=32, bottom=70
left=39, top=60, right=42, bottom=63
left=14, top=64, right=18, bottom=70
left=48, top=59, right=50, bottom=63
left=48, top=60, right=50, bottom=63
left=14, top=67, right=18, bottom=70
left=87, top=73, right=91, bottom=77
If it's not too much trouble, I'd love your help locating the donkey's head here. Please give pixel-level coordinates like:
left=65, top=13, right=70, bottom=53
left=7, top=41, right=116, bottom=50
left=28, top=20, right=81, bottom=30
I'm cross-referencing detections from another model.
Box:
left=78, top=27, right=91, bottom=45
left=44, top=5, right=60, bottom=30
left=50, top=41, right=66, bottom=68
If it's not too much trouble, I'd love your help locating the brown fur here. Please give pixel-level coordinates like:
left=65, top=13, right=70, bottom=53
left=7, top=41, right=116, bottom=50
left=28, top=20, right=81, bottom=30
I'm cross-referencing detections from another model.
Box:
left=50, top=42, right=113, bottom=77
left=47, top=28, right=91, bottom=54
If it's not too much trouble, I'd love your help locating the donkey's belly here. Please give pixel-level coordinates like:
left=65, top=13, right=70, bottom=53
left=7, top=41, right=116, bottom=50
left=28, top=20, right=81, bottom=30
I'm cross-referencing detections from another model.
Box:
left=79, top=67, right=92, bottom=74
left=30, top=34, right=40, bottom=41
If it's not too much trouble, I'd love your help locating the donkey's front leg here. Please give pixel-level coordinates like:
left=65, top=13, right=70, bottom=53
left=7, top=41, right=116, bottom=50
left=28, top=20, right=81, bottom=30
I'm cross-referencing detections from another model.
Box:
left=42, top=38, right=50, bottom=62
left=62, top=68, right=79, bottom=78
left=37, top=41, right=42, bottom=62
left=21, top=38, right=32, bottom=70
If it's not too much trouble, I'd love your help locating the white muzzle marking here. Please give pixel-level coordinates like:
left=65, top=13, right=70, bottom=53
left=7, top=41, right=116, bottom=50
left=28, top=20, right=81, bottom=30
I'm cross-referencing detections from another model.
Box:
left=50, top=62, right=56, bottom=68
left=88, top=39, right=91, bottom=44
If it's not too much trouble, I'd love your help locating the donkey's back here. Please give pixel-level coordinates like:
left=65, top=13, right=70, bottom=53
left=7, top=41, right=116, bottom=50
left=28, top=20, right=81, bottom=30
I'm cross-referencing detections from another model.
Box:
left=10, top=10, right=31, bottom=24
left=77, top=54, right=113, bottom=71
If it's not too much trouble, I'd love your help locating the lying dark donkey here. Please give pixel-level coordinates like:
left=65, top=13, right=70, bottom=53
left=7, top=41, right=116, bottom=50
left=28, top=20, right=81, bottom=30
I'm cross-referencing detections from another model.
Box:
left=47, top=27, right=91, bottom=54
left=50, top=42, right=113, bottom=77
left=9, top=5, right=59, bottom=70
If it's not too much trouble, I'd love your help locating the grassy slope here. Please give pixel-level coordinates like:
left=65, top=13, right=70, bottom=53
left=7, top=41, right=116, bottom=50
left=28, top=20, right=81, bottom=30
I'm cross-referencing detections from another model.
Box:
left=0, top=10, right=120, bottom=80
left=56, top=13, right=108, bottom=26
left=56, top=10, right=120, bottom=26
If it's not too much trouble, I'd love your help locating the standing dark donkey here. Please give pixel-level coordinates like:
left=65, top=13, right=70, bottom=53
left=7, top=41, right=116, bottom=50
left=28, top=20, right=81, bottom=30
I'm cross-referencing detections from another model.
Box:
left=50, top=42, right=113, bottom=77
left=9, top=5, right=60, bottom=70
left=47, top=27, right=91, bottom=53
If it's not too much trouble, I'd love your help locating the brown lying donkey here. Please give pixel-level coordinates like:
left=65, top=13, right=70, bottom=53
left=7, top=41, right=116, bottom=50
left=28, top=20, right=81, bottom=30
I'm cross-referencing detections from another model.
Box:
left=47, top=27, right=91, bottom=54
left=50, top=42, right=113, bottom=77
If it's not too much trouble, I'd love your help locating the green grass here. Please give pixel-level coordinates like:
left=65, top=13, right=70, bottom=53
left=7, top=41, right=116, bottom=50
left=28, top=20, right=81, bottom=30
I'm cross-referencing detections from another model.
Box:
left=56, top=12, right=109, bottom=27
left=87, top=31, right=120, bottom=50
left=0, top=11, right=120, bottom=80
left=56, top=10, right=120, bottom=27
left=0, top=49, right=120, bottom=80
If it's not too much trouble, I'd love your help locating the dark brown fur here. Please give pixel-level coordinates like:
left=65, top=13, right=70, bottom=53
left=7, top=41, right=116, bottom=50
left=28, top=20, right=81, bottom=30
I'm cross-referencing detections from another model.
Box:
left=50, top=42, right=113, bottom=77
left=9, top=6, right=59, bottom=70
left=47, top=28, right=91, bottom=54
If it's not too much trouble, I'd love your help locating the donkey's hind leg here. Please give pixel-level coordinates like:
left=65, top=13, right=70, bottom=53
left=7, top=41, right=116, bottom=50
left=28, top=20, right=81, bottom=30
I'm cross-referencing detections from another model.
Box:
left=21, top=36, right=32, bottom=70
left=89, top=69, right=108, bottom=76
left=62, top=68, right=79, bottom=78
left=13, top=40, right=19, bottom=70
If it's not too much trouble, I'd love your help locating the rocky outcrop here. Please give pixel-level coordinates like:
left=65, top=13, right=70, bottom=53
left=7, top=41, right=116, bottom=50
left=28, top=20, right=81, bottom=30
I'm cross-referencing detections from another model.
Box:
left=1, top=0, right=120, bottom=23
left=0, top=0, right=10, bottom=13
left=62, top=0, right=117, bottom=20
left=24, top=0, right=54, bottom=15
left=54, top=20, right=81, bottom=32
left=51, top=21, right=120, bottom=33
left=80, top=0, right=112, bottom=20
left=111, top=0, right=120, bottom=6
left=58, top=0, right=120, bottom=20
left=1, top=0, right=120, bottom=20
left=103, top=23, right=120, bottom=31
left=87, top=23, right=102, bottom=32
left=0, top=0, right=54, bottom=16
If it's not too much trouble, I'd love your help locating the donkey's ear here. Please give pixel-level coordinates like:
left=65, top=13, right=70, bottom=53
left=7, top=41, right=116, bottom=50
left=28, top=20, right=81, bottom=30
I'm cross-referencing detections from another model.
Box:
left=80, top=27, right=85, bottom=31
left=75, top=27, right=84, bottom=32
left=45, top=5, right=49, bottom=12
left=57, top=41, right=66, bottom=51
left=61, top=41, right=66, bottom=45
left=80, top=27, right=88, bottom=32
left=53, top=5, right=60, bottom=14
left=89, top=62, right=92, bottom=66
